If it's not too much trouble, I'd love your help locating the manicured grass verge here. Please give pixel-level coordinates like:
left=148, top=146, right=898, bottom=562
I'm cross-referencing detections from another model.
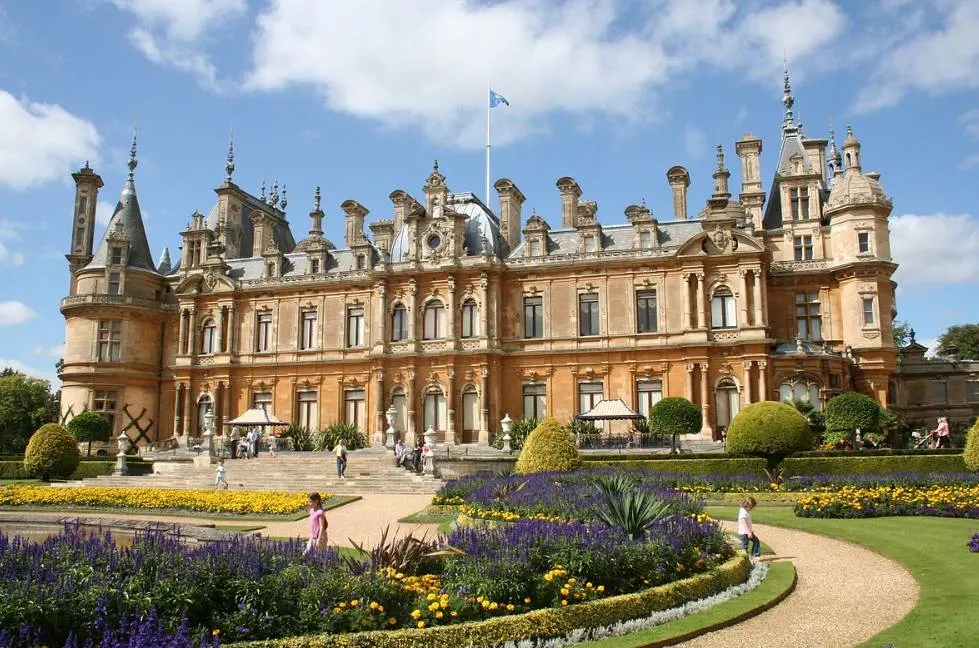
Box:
left=579, top=561, right=796, bottom=648
left=704, top=506, right=979, bottom=648
left=397, top=505, right=457, bottom=525
left=212, top=524, right=267, bottom=533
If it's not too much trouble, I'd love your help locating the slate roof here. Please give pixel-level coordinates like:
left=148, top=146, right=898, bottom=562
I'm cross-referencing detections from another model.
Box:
left=85, top=176, right=156, bottom=272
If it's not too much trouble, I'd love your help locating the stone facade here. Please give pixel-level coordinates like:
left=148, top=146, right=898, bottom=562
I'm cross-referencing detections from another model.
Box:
left=59, top=77, right=900, bottom=446
left=890, top=339, right=979, bottom=426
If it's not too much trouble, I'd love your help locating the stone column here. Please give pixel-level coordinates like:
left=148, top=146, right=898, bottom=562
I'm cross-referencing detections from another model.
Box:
left=446, top=369, right=456, bottom=444
left=222, top=380, right=232, bottom=426
left=739, top=269, right=751, bottom=326
left=479, top=367, right=490, bottom=444
left=681, top=273, right=691, bottom=330
left=479, top=273, right=489, bottom=342
left=408, top=280, right=418, bottom=345
left=685, top=363, right=695, bottom=400
left=695, top=273, right=706, bottom=329
left=374, top=282, right=387, bottom=350
left=406, top=371, right=416, bottom=446
left=173, top=383, right=183, bottom=437
left=758, top=360, right=768, bottom=401
left=752, top=269, right=764, bottom=327
left=446, top=276, right=456, bottom=349
left=699, top=362, right=713, bottom=439
left=188, top=307, right=198, bottom=357
left=743, top=361, right=754, bottom=403
left=181, top=385, right=192, bottom=436
left=374, top=371, right=385, bottom=446
left=178, top=310, right=188, bottom=355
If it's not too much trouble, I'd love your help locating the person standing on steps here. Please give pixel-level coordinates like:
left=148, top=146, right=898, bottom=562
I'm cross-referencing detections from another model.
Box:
left=738, top=496, right=762, bottom=561
left=268, top=432, right=278, bottom=458
left=304, top=492, right=328, bottom=555
left=335, top=438, right=348, bottom=479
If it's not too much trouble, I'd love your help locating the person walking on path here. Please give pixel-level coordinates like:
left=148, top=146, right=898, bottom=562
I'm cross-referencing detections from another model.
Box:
left=738, top=496, right=761, bottom=560
left=214, top=459, right=229, bottom=489
left=304, top=492, right=328, bottom=555
left=932, top=416, right=951, bottom=448
left=268, top=433, right=278, bottom=458
left=335, top=439, right=348, bottom=479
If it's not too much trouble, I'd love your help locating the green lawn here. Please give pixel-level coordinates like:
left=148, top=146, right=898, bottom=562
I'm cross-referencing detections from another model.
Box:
left=705, top=506, right=979, bottom=648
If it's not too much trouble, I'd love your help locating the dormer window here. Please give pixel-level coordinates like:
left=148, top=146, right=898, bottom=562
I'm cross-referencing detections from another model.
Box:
left=790, top=187, right=810, bottom=221
left=583, top=235, right=597, bottom=253
left=107, top=272, right=121, bottom=296
left=356, top=255, right=366, bottom=270
left=110, top=247, right=123, bottom=265
left=528, top=240, right=542, bottom=257
left=639, top=231, right=652, bottom=249
left=310, top=258, right=320, bottom=274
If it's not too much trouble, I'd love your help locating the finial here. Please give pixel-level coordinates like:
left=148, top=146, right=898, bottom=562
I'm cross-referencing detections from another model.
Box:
left=279, top=184, right=287, bottom=211
left=83, top=160, right=91, bottom=171
left=269, top=178, right=279, bottom=207
left=127, top=126, right=138, bottom=180
left=797, top=110, right=804, bottom=134
left=640, top=197, right=646, bottom=208
left=313, top=185, right=321, bottom=212
left=715, top=144, right=726, bottom=171
left=260, top=179, right=266, bottom=202
left=433, top=159, right=439, bottom=172
left=225, top=130, right=235, bottom=182
left=909, top=327, right=916, bottom=344
left=782, top=58, right=795, bottom=126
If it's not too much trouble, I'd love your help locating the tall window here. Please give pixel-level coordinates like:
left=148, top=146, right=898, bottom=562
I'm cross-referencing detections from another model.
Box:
left=423, top=300, right=444, bottom=340
left=578, top=382, right=604, bottom=414
left=96, top=320, right=122, bottom=361
left=636, top=379, right=663, bottom=417
left=639, top=230, right=652, bottom=249
left=300, top=309, right=317, bottom=350
left=795, top=292, right=821, bottom=340
left=857, top=232, right=870, bottom=254
left=252, top=391, right=272, bottom=413
left=297, top=391, right=318, bottom=430
left=310, top=258, right=320, bottom=274
left=200, top=319, right=216, bottom=354
left=779, top=379, right=821, bottom=409
left=391, top=304, right=409, bottom=342
left=356, top=255, right=367, bottom=270
left=462, top=386, right=478, bottom=434
left=636, top=289, right=658, bottom=333
left=461, top=299, right=478, bottom=338
left=583, top=235, right=597, bottom=253
left=790, top=186, right=810, bottom=220
left=578, top=293, right=600, bottom=337
left=522, top=383, right=546, bottom=420
left=110, top=247, right=123, bottom=265
left=528, top=240, right=542, bottom=257
left=862, top=297, right=875, bottom=326
left=345, top=389, right=366, bottom=430
left=346, top=307, right=365, bottom=348
left=793, top=235, right=813, bottom=261
left=107, top=272, right=121, bottom=296
left=710, top=287, right=736, bottom=328
left=92, top=390, right=117, bottom=433
left=523, top=296, right=543, bottom=339
left=256, top=313, right=273, bottom=352
left=424, top=389, right=446, bottom=433
left=931, top=382, right=948, bottom=405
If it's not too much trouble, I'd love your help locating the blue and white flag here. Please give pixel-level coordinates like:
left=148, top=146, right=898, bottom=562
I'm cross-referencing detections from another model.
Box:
left=489, top=89, right=509, bottom=108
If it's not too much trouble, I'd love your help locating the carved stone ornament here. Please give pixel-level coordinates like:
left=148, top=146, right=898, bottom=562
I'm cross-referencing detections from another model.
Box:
left=204, top=272, right=218, bottom=289
left=712, top=228, right=730, bottom=251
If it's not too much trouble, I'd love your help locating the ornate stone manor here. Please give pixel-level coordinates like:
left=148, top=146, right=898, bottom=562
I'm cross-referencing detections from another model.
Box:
left=59, top=72, right=902, bottom=446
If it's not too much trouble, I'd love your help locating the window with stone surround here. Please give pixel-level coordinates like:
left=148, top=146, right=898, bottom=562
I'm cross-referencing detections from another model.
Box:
left=523, top=296, right=543, bottom=339
left=795, top=292, right=821, bottom=341
left=391, top=304, right=409, bottom=342
left=862, top=297, right=875, bottom=326
left=967, top=381, right=979, bottom=403
left=300, top=309, right=317, bottom=350
left=636, top=289, right=658, bottom=333
left=931, top=381, right=948, bottom=405
left=522, top=383, right=546, bottom=420
left=528, top=239, right=542, bottom=257
left=793, top=235, right=813, bottom=261
left=107, top=272, right=121, bottom=296
left=256, top=313, right=273, bottom=352
left=96, top=320, right=122, bottom=361
left=252, top=391, right=273, bottom=413
left=858, top=231, right=871, bottom=254
left=110, top=247, right=123, bottom=265
left=636, top=379, right=663, bottom=418
left=779, top=379, right=821, bottom=410
left=639, top=230, right=652, bottom=249
left=461, top=299, right=478, bottom=338
left=423, top=388, right=446, bottom=433
left=423, top=300, right=445, bottom=340
left=710, top=287, right=736, bottom=329
left=297, top=391, right=318, bottom=430
left=92, top=390, right=118, bottom=433
left=578, top=381, right=604, bottom=429
left=346, top=307, right=365, bottom=348
left=200, top=319, right=216, bottom=354
left=578, top=293, right=600, bottom=337
left=790, top=186, right=810, bottom=220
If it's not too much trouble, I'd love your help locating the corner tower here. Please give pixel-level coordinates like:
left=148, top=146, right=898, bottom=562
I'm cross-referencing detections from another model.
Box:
left=67, top=162, right=104, bottom=284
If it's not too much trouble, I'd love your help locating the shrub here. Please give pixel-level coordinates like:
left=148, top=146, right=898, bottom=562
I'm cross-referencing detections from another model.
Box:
left=67, top=411, right=111, bottom=456
left=23, top=423, right=79, bottom=481
left=782, top=454, right=966, bottom=476
left=315, top=422, right=367, bottom=451
left=593, top=489, right=673, bottom=540
left=514, top=417, right=581, bottom=473
left=491, top=418, right=538, bottom=451
left=284, top=424, right=315, bottom=451
left=588, top=457, right=768, bottom=476
left=726, top=401, right=811, bottom=472
left=647, top=397, right=702, bottom=441
left=964, top=420, right=979, bottom=472
left=824, top=392, right=881, bottom=433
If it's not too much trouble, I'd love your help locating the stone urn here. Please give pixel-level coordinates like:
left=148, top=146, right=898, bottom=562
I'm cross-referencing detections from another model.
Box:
left=385, top=405, right=397, bottom=449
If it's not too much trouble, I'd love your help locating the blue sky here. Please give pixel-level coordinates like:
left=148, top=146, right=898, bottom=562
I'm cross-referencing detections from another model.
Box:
left=1, top=0, right=978, bottom=383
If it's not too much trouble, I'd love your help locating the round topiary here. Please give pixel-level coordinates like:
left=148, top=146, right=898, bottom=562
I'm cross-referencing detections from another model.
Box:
left=964, top=420, right=979, bottom=472
left=647, top=397, right=703, bottom=438
left=514, top=417, right=581, bottom=474
left=726, top=401, right=811, bottom=468
left=24, top=423, right=80, bottom=481
left=67, top=410, right=111, bottom=456
left=824, top=392, right=881, bottom=433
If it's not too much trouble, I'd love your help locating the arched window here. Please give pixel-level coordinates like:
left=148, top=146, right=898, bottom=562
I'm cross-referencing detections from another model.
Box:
left=391, top=386, right=407, bottom=435
left=391, top=304, right=409, bottom=342
left=779, top=378, right=821, bottom=410
left=461, top=299, right=478, bottom=338
left=710, top=287, right=736, bottom=329
left=200, top=319, right=217, bottom=354
left=714, top=379, right=740, bottom=436
left=196, top=395, right=213, bottom=435
left=423, top=300, right=445, bottom=340
left=424, top=387, right=446, bottom=440
left=462, top=385, right=479, bottom=443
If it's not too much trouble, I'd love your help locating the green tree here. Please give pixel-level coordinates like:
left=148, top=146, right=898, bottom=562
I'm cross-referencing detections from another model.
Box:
left=892, top=320, right=912, bottom=347
left=0, top=370, right=58, bottom=453
left=515, top=417, right=581, bottom=473
left=67, top=410, right=111, bottom=456
left=648, top=397, right=702, bottom=454
left=824, top=392, right=882, bottom=434
left=936, top=324, right=979, bottom=360
left=964, top=420, right=979, bottom=472
left=24, top=423, right=80, bottom=481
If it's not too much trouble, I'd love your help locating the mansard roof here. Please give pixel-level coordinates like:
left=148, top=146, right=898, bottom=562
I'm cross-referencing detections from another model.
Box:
left=508, top=220, right=702, bottom=258
left=85, top=176, right=157, bottom=273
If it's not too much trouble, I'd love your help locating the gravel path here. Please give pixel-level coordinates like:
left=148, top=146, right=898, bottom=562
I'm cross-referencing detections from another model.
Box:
left=673, top=522, right=919, bottom=648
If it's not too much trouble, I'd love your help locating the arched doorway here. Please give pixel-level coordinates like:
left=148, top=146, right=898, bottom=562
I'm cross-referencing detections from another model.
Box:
left=196, top=394, right=213, bottom=436
left=391, top=386, right=407, bottom=441
left=461, top=385, right=479, bottom=444
left=714, top=379, right=740, bottom=440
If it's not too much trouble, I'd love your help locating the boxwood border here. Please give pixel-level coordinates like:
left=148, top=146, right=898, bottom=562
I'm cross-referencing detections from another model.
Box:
left=234, top=555, right=750, bottom=648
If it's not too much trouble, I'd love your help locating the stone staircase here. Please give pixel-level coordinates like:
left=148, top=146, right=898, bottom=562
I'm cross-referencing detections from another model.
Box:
left=57, top=448, right=443, bottom=495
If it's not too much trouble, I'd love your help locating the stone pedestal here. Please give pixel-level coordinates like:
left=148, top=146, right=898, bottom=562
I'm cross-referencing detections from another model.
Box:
left=424, top=426, right=437, bottom=448
left=385, top=405, right=397, bottom=449
left=113, top=432, right=130, bottom=476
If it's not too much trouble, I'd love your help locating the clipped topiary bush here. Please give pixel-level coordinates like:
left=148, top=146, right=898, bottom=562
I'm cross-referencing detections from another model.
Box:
left=648, top=397, right=702, bottom=442
left=726, top=401, right=811, bottom=474
left=964, top=420, right=979, bottom=472
left=515, top=417, right=581, bottom=473
left=67, top=410, right=111, bottom=456
left=23, top=423, right=80, bottom=481
left=824, top=392, right=881, bottom=433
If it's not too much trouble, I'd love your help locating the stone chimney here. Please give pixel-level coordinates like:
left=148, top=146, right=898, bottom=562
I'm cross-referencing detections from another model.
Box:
left=666, top=166, right=690, bottom=221
left=341, top=199, right=369, bottom=247
left=556, top=177, right=582, bottom=228
left=494, top=178, right=526, bottom=251
left=736, top=133, right=765, bottom=229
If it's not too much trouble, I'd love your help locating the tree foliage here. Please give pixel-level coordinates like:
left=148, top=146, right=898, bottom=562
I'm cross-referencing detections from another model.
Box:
left=825, top=392, right=882, bottom=433
left=892, top=320, right=912, bottom=348
left=24, top=423, right=80, bottom=481
left=67, top=411, right=111, bottom=456
left=647, top=397, right=702, bottom=438
left=964, top=420, right=979, bottom=472
left=0, top=370, right=59, bottom=453
left=726, top=401, right=812, bottom=468
left=514, top=417, right=581, bottom=473
left=936, top=324, right=979, bottom=360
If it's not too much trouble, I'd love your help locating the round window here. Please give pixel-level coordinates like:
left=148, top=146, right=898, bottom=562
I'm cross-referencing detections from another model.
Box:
left=428, top=234, right=442, bottom=250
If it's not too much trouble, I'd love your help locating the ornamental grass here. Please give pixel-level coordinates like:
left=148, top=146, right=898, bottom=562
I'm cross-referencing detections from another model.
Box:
left=795, top=484, right=979, bottom=519
left=0, top=485, right=309, bottom=515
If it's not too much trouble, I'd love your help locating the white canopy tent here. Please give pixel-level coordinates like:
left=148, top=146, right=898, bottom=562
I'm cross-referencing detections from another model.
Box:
left=575, top=399, right=644, bottom=421
left=225, top=408, right=288, bottom=427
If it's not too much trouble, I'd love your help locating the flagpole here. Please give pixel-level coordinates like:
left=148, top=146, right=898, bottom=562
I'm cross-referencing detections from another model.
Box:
left=486, top=83, right=492, bottom=206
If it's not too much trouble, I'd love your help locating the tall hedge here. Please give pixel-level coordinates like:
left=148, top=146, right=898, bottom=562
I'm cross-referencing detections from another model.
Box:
left=726, top=401, right=811, bottom=469
left=23, top=423, right=80, bottom=481
left=648, top=397, right=702, bottom=438
left=67, top=411, right=111, bottom=456
left=964, top=420, right=979, bottom=472
left=824, top=392, right=881, bottom=433
left=515, top=417, right=581, bottom=473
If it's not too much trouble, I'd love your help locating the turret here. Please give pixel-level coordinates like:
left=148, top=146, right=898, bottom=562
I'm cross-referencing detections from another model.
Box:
left=735, top=133, right=764, bottom=229
left=67, top=161, right=104, bottom=279
left=842, top=124, right=862, bottom=175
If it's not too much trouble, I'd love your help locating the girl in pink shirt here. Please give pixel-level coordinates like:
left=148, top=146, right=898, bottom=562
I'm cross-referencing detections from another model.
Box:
left=304, top=492, right=328, bottom=556
left=738, top=496, right=761, bottom=559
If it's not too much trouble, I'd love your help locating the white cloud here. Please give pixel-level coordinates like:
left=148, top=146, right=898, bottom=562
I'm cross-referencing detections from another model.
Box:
left=0, top=220, right=25, bottom=266
left=112, top=0, right=246, bottom=89
left=961, top=108, right=979, bottom=139
left=96, top=200, right=116, bottom=225
left=0, top=358, right=56, bottom=383
left=891, top=213, right=979, bottom=284
left=246, top=0, right=844, bottom=147
left=854, top=0, right=979, bottom=112
left=683, top=126, right=708, bottom=159
left=0, top=90, right=100, bottom=190
left=33, top=344, right=64, bottom=358
left=0, top=301, right=36, bottom=326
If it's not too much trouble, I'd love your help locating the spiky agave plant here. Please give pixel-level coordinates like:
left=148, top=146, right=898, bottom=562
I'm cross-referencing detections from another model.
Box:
left=591, top=472, right=640, bottom=498
left=593, top=488, right=673, bottom=541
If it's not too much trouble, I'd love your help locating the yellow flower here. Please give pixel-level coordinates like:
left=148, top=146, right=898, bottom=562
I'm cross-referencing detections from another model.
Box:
left=597, top=585, right=605, bottom=593
left=435, top=611, right=444, bottom=619
left=387, top=617, right=397, bottom=626
left=450, top=611, right=458, bottom=617
left=506, top=604, right=515, bottom=611
left=411, top=610, right=422, bottom=619
left=524, top=597, right=532, bottom=604
left=211, top=630, right=220, bottom=636
left=561, top=600, right=568, bottom=606
left=543, top=573, right=553, bottom=582
left=350, top=599, right=359, bottom=607
left=417, top=621, right=426, bottom=628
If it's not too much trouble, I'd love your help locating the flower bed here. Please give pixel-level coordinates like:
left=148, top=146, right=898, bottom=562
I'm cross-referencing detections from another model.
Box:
left=795, top=485, right=979, bottom=519
left=0, top=485, right=309, bottom=515
left=969, top=533, right=979, bottom=553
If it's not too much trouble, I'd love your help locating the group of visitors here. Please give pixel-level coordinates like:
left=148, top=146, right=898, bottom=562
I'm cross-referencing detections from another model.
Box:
left=393, top=437, right=432, bottom=473
left=227, top=427, right=278, bottom=459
